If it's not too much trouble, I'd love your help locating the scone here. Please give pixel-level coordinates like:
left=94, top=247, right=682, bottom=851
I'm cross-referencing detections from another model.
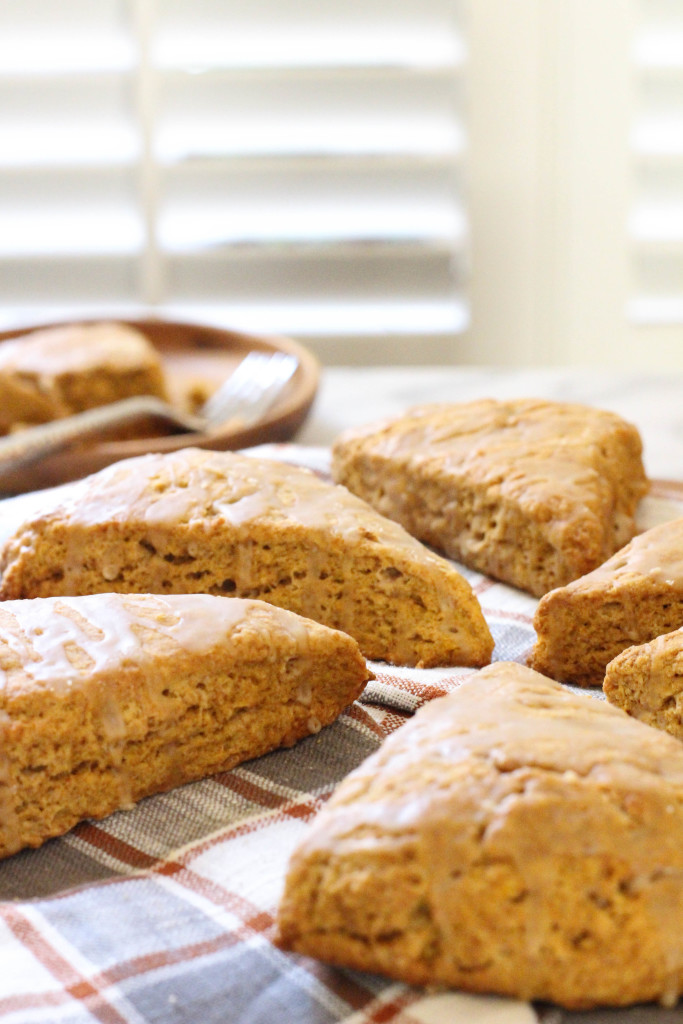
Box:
left=0, top=321, right=168, bottom=432
left=604, top=628, right=683, bottom=739
left=0, top=592, right=371, bottom=859
left=0, top=448, right=493, bottom=669
left=276, top=662, right=683, bottom=1009
left=531, top=516, right=683, bottom=687
left=331, top=398, right=648, bottom=597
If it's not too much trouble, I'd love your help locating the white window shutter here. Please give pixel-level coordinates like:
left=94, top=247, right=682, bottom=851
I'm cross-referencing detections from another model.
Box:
left=630, top=0, right=683, bottom=327
left=0, top=1, right=142, bottom=317
left=0, top=0, right=469, bottom=365
left=151, top=0, right=468, bottom=362
left=8, top=1, right=678, bottom=370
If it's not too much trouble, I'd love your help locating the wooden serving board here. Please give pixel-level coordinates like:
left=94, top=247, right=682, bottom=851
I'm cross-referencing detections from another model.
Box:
left=0, top=318, right=320, bottom=493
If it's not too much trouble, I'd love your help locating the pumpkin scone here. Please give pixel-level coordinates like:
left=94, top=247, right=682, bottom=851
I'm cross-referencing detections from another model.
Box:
left=0, top=448, right=493, bottom=668
left=331, top=398, right=648, bottom=597
left=276, top=662, right=683, bottom=1009
left=0, top=321, right=168, bottom=433
left=604, top=627, right=683, bottom=739
left=531, top=516, right=683, bottom=687
left=0, top=592, right=371, bottom=859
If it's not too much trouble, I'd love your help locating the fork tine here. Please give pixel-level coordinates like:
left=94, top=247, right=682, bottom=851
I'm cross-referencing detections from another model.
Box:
left=201, top=351, right=298, bottom=426
left=199, top=352, right=271, bottom=420
left=222, top=353, right=298, bottom=424
left=229, top=355, right=299, bottom=427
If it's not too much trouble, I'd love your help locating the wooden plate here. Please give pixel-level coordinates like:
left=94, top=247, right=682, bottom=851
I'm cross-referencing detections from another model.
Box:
left=0, top=318, right=320, bottom=493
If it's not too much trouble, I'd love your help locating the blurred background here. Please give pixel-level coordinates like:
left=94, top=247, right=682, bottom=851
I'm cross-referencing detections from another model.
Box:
left=0, top=0, right=681, bottom=368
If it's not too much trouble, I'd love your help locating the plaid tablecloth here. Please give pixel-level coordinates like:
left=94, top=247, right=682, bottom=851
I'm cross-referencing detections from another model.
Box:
left=1, top=445, right=682, bottom=1024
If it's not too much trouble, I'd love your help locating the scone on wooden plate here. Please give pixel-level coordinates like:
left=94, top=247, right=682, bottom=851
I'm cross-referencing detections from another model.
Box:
left=531, top=516, right=683, bottom=687
left=0, top=448, right=493, bottom=669
left=276, top=662, right=683, bottom=1009
left=0, top=321, right=168, bottom=433
left=604, top=627, right=683, bottom=739
left=331, top=398, right=648, bottom=597
left=0, top=592, right=371, bottom=859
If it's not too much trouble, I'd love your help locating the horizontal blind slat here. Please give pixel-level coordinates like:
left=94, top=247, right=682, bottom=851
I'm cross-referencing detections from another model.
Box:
left=163, top=299, right=469, bottom=339
left=630, top=0, right=683, bottom=324
left=153, top=0, right=463, bottom=69
left=156, top=69, right=464, bottom=162
left=0, top=0, right=134, bottom=75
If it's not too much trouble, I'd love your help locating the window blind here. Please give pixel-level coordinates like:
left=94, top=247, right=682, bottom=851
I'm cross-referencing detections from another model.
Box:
left=0, top=0, right=468, bottom=362
left=630, top=0, right=683, bottom=326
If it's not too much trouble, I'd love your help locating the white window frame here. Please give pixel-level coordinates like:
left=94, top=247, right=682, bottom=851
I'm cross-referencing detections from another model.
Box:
left=464, top=0, right=683, bottom=369
left=464, top=0, right=627, bottom=366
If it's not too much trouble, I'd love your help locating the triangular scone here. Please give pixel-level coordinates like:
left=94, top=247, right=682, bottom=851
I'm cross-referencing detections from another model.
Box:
left=276, top=662, right=683, bottom=1009
left=0, top=593, right=371, bottom=859
left=0, top=449, right=493, bottom=669
left=331, top=398, right=648, bottom=597
left=531, top=516, right=683, bottom=687
left=604, top=628, right=683, bottom=738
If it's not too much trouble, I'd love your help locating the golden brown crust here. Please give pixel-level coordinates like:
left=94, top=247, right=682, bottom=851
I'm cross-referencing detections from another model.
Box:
left=276, top=662, right=683, bottom=1009
left=604, top=627, right=683, bottom=738
left=0, top=321, right=168, bottom=432
left=531, top=517, right=683, bottom=687
left=0, top=592, right=371, bottom=859
left=0, top=448, right=493, bottom=669
left=331, top=398, right=648, bottom=597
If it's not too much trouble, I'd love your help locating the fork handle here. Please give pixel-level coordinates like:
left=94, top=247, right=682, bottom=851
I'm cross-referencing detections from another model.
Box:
left=0, top=398, right=200, bottom=477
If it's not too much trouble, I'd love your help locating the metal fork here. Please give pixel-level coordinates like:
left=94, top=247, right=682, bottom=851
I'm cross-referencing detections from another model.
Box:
left=0, top=350, right=298, bottom=474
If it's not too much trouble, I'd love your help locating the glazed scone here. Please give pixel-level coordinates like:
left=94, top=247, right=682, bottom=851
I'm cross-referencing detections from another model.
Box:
left=604, top=628, right=683, bottom=739
left=0, top=321, right=168, bottom=432
left=0, top=448, right=493, bottom=669
left=531, top=516, right=683, bottom=687
left=331, top=398, right=648, bottom=597
left=276, top=662, right=683, bottom=1009
left=0, top=592, right=371, bottom=859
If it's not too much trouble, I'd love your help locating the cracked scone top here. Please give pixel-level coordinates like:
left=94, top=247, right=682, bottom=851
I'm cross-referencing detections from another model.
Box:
left=331, top=397, right=648, bottom=596
left=276, top=663, right=683, bottom=1009
left=0, top=592, right=372, bottom=859
left=0, top=448, right=493, bottom=669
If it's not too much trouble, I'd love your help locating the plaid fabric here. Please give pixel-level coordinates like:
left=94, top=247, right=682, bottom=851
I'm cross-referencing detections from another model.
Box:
left=0, top=446, right=681, bottom=1024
